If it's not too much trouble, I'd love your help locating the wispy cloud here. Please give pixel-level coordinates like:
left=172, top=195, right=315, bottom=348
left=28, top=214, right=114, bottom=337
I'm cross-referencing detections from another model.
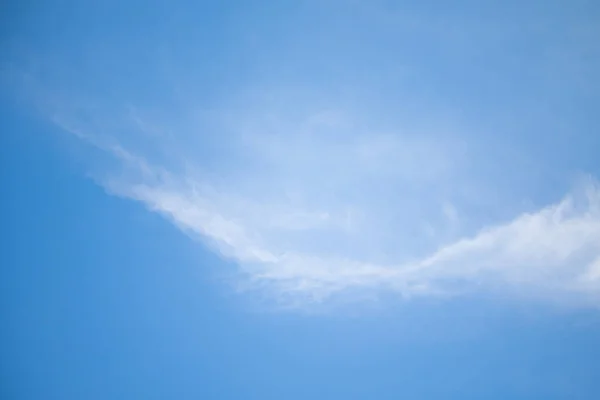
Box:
left=32, top=85, right=600, bottom=307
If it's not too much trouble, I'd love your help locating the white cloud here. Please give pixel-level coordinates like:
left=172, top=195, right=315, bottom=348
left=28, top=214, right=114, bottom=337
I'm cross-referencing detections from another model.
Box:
left=11, top=62, right=598, bottom=307
left=40, top=92, right=600, bottom=308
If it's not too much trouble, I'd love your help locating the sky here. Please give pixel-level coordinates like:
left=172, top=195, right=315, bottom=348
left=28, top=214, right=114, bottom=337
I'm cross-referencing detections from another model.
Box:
left=1, top=0, right=600, bottom=399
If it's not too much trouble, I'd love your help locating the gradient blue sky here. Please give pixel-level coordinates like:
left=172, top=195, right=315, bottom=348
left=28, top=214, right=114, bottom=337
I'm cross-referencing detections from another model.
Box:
left=2, top=1, right=600, bottom=399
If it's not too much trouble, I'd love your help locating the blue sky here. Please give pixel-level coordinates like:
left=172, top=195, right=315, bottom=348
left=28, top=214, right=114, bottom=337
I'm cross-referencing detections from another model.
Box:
left=2, top=0, right=600, bottom=398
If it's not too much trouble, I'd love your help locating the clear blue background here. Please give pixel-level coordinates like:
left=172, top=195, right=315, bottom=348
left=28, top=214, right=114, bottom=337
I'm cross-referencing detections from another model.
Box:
left=2, top=1, right=600, bottom=399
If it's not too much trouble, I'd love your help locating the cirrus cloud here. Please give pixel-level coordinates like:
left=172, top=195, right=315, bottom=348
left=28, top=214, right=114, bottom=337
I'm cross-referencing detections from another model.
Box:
left=37, top=88, right=600, bottom=308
